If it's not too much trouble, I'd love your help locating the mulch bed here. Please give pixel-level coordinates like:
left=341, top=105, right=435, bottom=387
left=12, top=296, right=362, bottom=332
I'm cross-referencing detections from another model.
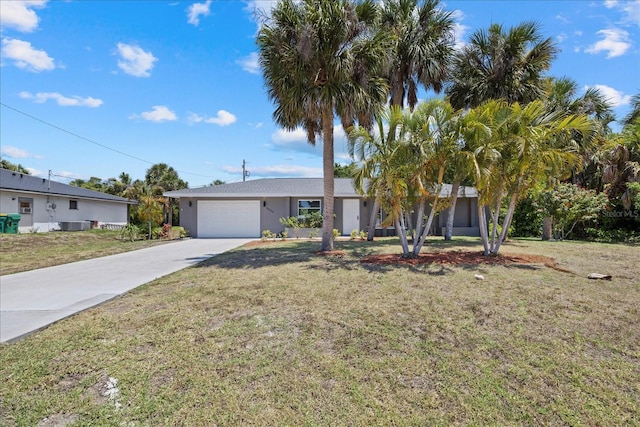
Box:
left=361, top=251, right=556, bottom=266
left=243, top=240, right=569, bottom=271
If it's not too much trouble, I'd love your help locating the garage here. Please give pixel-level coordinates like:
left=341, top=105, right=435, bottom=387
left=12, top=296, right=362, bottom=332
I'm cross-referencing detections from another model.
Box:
left=197, top=200, right=260, bottom=238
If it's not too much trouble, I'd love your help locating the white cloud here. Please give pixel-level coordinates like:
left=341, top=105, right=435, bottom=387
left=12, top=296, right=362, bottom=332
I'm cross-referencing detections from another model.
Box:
left=237, top=52, right=260, bottom=74
left=1, top=145, right=30, bottom=159
left=222, top=164, right=322, bottom=178
left=188, top=110, right=237, bottom=126
left=449, top=10, right=469, bottom=50
left=244, top=0, right=277, bottom=25
left=620, top=0, right=640, bottom=27
left=585, top=85, right=631, bottom=107
left=130, top=105, right=177, bottom=122
left=1, top=38, right=55, bottom=72
left=0, top=1, right=47, bottom=33
left=116, top=43, right=157, bottom=77
left=604, top=0, right=618, bottom=8
left=272, top=127, right=308, bottom=145
left=19, top=91, right=103, bottom=107
left=187, top=0, right=212, bottom=26
left=270, top=125, right=349, bottom=158
left=585, top=28, right=631, bottom=58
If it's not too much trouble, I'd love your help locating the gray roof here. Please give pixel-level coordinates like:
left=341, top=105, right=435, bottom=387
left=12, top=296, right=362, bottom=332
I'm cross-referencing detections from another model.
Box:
left=164, top=178, right=477, bottom=198
left=0, top=168, right=135, bottom=203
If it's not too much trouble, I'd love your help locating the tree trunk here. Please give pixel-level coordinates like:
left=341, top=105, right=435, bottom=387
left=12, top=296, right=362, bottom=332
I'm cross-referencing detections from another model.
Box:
left=444, top=180, right=460, bottom=241
left=394, top=217, right=410, bottom=258
left=367, top=198, right=379, bottom=241
left=413, top=199, right=426, bottom=244
left=321, top=105, right=335, bottom=252
left=413, top=170, right=445, bottom=256
left=412, top=192, right=441, bottom=257
left=478, top=202, right=490, bottom=256
left=494, top=191, right=519, bottom=255
left=390, top=71, right=405, bottom=109
left=542, top=216, right=552, bottom=240
left=405, top=210, right=414, bottom=242
left=489, top=191, right=503, bottom=252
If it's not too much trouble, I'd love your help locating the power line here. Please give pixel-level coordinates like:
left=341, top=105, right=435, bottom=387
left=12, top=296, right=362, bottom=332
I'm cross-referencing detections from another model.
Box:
left=0, top=102, right=219, bottom=180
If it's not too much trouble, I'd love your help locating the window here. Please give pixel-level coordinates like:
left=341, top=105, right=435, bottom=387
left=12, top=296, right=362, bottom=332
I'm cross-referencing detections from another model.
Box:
left=19, top=199, right=32, bottom=214
left=298, top=200, right=321, bottom=218
left=69, top=200, right=78, bottom=210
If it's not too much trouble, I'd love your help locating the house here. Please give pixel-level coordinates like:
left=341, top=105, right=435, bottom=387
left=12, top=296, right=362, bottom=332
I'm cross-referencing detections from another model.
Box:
left=0, top=168, right=135, bottom=232
left=164, top=178, right=481, bottom=238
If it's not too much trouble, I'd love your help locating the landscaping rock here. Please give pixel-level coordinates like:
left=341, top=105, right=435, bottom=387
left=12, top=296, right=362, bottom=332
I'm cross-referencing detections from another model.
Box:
left=587, top=273, right=612, bottom=280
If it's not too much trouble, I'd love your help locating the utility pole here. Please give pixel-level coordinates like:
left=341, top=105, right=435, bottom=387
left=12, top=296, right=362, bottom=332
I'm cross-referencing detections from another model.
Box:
left=242, top=159, right=250, bottom=182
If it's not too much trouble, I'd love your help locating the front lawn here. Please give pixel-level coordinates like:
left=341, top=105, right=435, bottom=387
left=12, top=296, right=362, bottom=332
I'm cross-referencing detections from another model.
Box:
left=0, top=238, right=638, bottom=426
left=0, top=229, right=172, bottom=275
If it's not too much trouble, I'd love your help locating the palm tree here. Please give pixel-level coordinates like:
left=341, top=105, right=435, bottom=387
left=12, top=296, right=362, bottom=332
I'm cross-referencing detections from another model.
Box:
left=144, top=163, right=187, bottom=225
left=349, top=106, right=413, bottom=254
left=380, top=0, right=454, bottom=109
left=137, top=185, right=167, bottom=240
left=446, top=21, right=558, bottom=109
left=540, top=77, right=613, bottom=239
left=444, top=21, right=558, bottom=240
left=350, top=100, right=462, bottom=257
left=624, top=92, right=640, bottom=126
left=405, top=99, right=462, bottom=256
left=471, top=100, right=592, bottom=255
left=258, top=0, right=392, bottom=251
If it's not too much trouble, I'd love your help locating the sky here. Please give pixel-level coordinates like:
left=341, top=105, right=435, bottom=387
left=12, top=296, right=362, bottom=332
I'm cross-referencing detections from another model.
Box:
left=1, top=0, right=638, bottom=188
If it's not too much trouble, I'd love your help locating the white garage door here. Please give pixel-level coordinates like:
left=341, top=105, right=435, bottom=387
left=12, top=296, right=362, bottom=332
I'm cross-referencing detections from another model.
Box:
left=197, top=200, right=260, bottom=238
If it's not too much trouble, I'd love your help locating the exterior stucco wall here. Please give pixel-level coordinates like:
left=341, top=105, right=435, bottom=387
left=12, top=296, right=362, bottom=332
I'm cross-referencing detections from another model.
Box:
left=178, top=198, right=198, bottom=237
left=173, top=194, right=481, bottom=238
left=0, top=190, right=129, bottom=232
left=261, top=197, right=288, bottom=234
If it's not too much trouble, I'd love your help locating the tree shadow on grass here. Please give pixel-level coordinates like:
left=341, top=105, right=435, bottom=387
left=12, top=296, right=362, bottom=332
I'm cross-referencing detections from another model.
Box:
left=193, top=240, right=319, bottom=269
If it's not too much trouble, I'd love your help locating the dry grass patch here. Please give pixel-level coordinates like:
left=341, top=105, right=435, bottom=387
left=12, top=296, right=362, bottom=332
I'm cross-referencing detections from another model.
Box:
left=0, top=230, right=172, bottom=275
left=0, top=238, right=638, bottom=426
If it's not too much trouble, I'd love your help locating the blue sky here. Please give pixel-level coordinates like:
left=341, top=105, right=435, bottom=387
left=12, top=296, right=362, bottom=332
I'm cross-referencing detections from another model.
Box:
left=1, top=0, right=638, bottom=187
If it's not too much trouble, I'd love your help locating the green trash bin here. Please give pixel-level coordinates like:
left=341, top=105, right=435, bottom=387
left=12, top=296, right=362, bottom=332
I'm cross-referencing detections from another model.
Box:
left=0, top=214, right=7, bottom=233
left=3, top=214, right=21, bottom=234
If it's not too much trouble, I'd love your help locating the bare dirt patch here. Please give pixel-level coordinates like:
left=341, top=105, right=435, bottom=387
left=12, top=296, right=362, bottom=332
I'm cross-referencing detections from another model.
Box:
left=361, top=250, right=556, bottom=267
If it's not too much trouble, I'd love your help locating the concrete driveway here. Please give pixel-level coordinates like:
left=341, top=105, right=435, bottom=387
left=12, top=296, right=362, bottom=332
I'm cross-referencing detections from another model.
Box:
left=0, top=238, right=252, bottom=343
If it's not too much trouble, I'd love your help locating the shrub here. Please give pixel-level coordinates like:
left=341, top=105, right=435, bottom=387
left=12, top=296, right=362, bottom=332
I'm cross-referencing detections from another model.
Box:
left=279, top=216, right=302, bottom=238
left=333, top=229, right=340, bottom=239
left=512, top=194, right=543, bottom=237
left=120, top=223, right=140, bottom=242
left=305, top=211, right=323, bottom=228
left=261, top=230, right=275, bottom=241
left=172, top=226, right=188, bottom=239
left=537, top=183, right=608, bottom=240
left=350, top=229, right=359, bottom=240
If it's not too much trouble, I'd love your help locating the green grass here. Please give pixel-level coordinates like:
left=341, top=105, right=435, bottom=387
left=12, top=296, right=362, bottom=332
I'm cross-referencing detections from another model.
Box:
left=0, top=229, right=172, bottom=275
left=1, top=238, right=638, bottom=426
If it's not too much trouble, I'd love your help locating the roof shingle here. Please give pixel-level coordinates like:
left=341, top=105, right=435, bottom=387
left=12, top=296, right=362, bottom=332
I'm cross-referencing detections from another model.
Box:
left=164, top=178, right=477, bottom=198
left=0, top=168, right=135, bottom=203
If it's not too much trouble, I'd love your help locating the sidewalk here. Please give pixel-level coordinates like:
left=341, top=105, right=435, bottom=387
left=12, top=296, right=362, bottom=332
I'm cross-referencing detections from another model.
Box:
left=0, top=238, right=252, bottom=343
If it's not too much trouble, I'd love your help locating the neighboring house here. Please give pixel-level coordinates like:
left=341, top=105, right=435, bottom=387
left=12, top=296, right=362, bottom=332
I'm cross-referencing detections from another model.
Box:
left=0, top=168, right=135, bottom=232
left=164, top=178, right=481, bottom=238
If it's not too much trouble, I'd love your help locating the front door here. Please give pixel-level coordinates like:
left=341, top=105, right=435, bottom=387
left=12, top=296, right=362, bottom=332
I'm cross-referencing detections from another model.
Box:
left=342, top=199, right=360, bottom=235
